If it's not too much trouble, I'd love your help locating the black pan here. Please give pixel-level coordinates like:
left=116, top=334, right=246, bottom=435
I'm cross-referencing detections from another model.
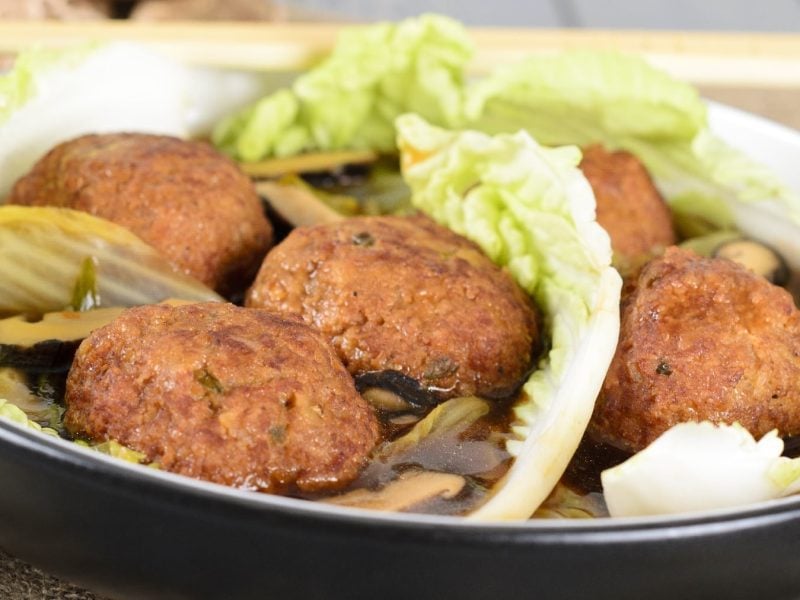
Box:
left=2, top=419, right=799, bottom=600
left=2, top=87, right=800, bottom=600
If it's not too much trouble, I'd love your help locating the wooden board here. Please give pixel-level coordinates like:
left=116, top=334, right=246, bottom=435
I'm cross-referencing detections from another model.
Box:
left=0, top=21, right=799, bottom=86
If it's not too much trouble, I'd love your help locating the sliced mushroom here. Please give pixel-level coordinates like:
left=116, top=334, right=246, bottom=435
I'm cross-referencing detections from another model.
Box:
left=680, top=232, right=791, bottom=287
left=0, top=307, right=126, bottom=372
left=255, top=179, right=344, bottom=228
left=714, top=238, right=790, bottom=286
left=323, top=470, right=465, bottom=512
left=0, top=300, right=193, bottom=372
left=355, top=370, right=440, bottom=413
left=360, top=387, right=415, bottom=413
left=387, top=414, right=421, bottom=428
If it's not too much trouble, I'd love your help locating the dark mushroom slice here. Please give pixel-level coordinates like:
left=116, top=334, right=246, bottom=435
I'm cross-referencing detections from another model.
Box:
left=300, top=163, right=373, bottom=191
left=714, top=238, right=790, bottom=286
left=680, top=232, right=791, bottom=287
left=0, top=300, right=195, bottom=372
left=355, top=370, right=440, bottom=414
left=0, top=307, right=127, bottom=372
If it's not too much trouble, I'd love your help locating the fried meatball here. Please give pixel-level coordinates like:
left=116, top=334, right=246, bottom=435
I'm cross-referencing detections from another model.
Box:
left=8, top=133, right=272, bottom=293
left=591, top=246, right=800, bottom=452
left=580, top=145, right=676, bottom=274
left=64, top=302, right=378, bottom=493
left=246, top=215, right=539, bottom=400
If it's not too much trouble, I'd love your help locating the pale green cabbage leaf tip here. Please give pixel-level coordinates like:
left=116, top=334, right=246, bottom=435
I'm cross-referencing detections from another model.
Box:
left=397, top=114, right=622, bottom=520
left=0, top=398, right=58, bottom=437
left=0, top=398, right=152, bottom=467
left=465, top=50, right=800, bottom=235
left=213, top=14, right=473, bottom=161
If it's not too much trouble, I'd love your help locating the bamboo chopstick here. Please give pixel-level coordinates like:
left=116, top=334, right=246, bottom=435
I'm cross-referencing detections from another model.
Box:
left=0, top=21, right=341, bottom=71
left=0, top=21, right=799, bottom=86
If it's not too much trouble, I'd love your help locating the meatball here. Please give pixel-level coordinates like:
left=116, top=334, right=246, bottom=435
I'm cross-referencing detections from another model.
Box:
left=246, top=215, right=539, bottom=400
left=591, top=246, right=800, bottom=452
left=580, top=145, right=676, bottom=274
left=64, top=302, right=379, bottom=493
left=8, top=133, right=272, bottom=293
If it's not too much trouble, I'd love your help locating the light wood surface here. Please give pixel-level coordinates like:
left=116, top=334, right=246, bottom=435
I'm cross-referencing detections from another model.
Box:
left=1, top=21, right=800, bottom=86
left=699, top=85, right=800, bottom=131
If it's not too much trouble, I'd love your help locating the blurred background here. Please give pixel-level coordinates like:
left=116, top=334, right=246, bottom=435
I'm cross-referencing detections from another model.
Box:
left=1, top=0, right=799, bottom=29
left=3, top=0, right=797, bottom=130
left=282, top=0, right=800, bottom=30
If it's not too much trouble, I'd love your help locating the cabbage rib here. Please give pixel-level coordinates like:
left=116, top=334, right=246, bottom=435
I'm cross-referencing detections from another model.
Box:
left=398, top=114, right=621, bottom=520
left=0, top=206, right=221, bottom=314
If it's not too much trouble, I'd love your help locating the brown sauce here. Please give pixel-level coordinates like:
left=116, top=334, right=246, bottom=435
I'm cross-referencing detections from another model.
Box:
left=562, top=434, right=632, bottom=495
left=305, top=395, right=515, bottom=516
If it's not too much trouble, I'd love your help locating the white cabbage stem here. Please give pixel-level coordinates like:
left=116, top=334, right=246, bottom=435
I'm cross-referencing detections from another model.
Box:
left=602, top=422, right=800, bottom=518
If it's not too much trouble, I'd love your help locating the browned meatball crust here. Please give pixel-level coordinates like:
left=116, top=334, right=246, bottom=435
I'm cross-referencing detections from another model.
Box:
left=246, top=215, right=539, bottom=400
left=592, top=246, right=800, bottom=452
left=580, top=145, right=676, bottom=274
left=64, top=302, right=378, bottom=493
left=8, top=133, right=272, bottom=293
